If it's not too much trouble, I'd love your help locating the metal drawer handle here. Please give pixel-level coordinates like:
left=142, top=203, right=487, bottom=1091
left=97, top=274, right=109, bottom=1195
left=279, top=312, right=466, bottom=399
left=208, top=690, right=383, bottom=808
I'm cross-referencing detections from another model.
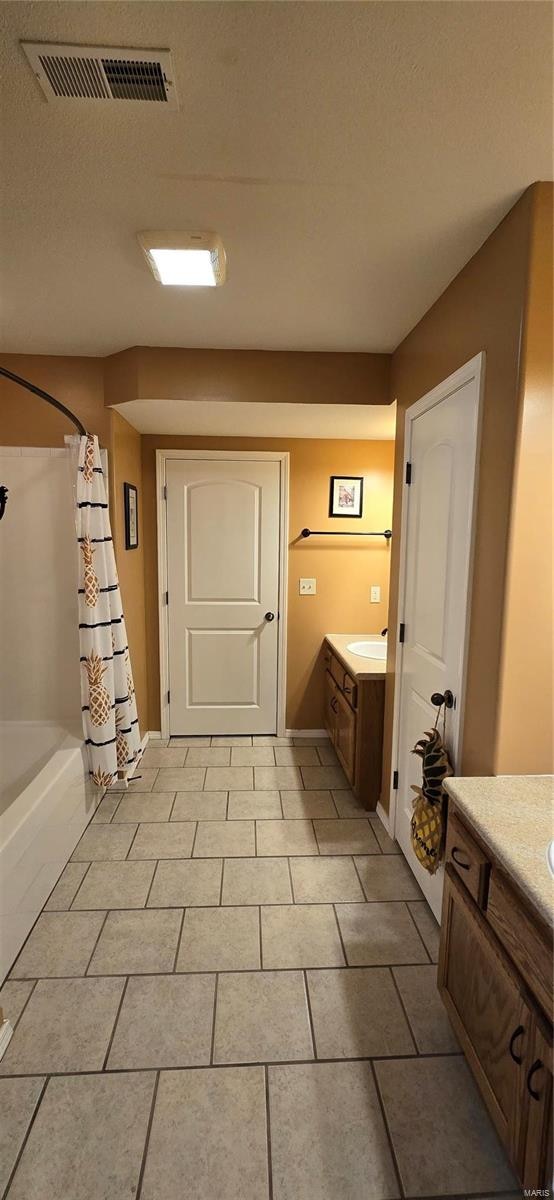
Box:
left=343, top=683, right=352, bottom=693
left=527, top=1059, right=544, bottom=1100
left=451, top=846, right=471, bottom=871
left=330, top=696, right=338, bottom=712
left=508, top=1025, right=525, bottom=1065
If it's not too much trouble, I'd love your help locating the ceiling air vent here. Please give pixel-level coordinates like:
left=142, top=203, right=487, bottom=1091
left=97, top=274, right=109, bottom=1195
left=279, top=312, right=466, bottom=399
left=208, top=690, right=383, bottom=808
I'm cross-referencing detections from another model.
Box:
left=21, top=43, right=178, bottom=108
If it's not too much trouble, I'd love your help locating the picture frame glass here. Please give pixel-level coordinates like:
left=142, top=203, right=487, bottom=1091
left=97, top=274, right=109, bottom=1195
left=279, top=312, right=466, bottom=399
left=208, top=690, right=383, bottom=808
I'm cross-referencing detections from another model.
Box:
left=329, top=476, right=363, bottom=518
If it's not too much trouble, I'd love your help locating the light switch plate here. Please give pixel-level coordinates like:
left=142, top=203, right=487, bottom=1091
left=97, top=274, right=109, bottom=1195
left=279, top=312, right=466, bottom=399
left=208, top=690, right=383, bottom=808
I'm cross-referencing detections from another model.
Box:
left=370, top=585, right=381, bottom=603
left=299, top=578, right=317, bottom=595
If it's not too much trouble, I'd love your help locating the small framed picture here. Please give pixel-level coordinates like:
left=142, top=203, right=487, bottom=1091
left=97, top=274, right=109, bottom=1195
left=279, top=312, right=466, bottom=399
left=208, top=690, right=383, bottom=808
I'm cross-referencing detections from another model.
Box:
left=124, top=483, right=139, bottom=549
left=329, top=475, right=364, bottom=518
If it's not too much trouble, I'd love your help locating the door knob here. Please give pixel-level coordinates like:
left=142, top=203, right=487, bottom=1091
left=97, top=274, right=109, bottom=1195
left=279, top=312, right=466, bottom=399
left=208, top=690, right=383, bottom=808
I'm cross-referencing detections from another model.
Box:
left=264, top=611, right=275, bottom=622
left=431, top=690, right=454, bottom=709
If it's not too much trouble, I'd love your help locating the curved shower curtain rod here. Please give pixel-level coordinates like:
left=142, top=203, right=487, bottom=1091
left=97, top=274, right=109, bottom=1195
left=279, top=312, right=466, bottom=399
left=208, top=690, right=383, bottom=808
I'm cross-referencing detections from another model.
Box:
left=0, top=366, right=88, bottom=437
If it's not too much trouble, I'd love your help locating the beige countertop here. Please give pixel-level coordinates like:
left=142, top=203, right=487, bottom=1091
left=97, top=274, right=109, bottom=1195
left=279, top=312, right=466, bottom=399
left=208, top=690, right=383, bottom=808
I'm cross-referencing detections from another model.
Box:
left=444, top=775, right=554, bottom=929
left=324, top=634, right=387, bottom=681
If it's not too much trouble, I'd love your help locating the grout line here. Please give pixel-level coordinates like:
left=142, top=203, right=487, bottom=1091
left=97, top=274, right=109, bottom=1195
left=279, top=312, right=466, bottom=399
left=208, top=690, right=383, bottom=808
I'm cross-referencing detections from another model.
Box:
left=351, top=854, right=368, bottom=900
left=189, top=821, right=199, bottom=860
left=102, top=975, right=129, bottom=1069
left=135, top=1069, right=160, bottom=1200
left=286, top=856, right=295, bottom=903
left=209, top=974, right=219, bottom=1065
left=172, top=908, right=186, bottom=972
left=388, top=966, right=419, bottom=1056
left=225, top=790, right=230, bottom=820
left=369, top=1058, right=406, bottom=1199
left=258, top=905, right=263, bottom=968
left=303, top=968, right=317, bottom=1059
left=218, top=859, right=225, bottom=906
left=167, top=791, right=178, bottom=821
left=68, top=861, right=94, bottom=911
left=143, top=862, right=158, bottom=909
left=331, top=903, right=348, bottom=966
left=277, top=790, right=285, bottom=819
left=264, top=1063, right=274, bottom=1200
left=83, top=910, right=109, bottom=975
left=404, top=902, right=433, bottom=964
left=124, top=824, right=141, bottom=861
left=9, top=960, right=440, bottom=982
left=0, top=1073, right=49, bottom=1200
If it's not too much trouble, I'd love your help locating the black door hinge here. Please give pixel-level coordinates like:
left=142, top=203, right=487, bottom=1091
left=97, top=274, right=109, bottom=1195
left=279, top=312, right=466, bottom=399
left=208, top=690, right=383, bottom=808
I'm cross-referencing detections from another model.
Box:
left=399, top=623, right=405, bottom=643
left=393, top=770, right=399, bottom=790
left=167, top=690, right=170, bottom=704
left=405, top=462, right=412, bottom=485
left=163, top=485, right=167, bottom=500
left=164, top=591, right=169, bottom=605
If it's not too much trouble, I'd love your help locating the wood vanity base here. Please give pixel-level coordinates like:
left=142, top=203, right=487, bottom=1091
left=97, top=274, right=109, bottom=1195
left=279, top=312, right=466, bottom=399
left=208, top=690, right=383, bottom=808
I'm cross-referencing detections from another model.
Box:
left=322, top=640, right=384, bottom=808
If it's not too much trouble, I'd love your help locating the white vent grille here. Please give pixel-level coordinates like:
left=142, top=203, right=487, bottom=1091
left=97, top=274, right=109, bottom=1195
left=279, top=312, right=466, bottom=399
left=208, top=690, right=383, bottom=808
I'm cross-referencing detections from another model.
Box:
left=21, top=43, right=178, bottom=108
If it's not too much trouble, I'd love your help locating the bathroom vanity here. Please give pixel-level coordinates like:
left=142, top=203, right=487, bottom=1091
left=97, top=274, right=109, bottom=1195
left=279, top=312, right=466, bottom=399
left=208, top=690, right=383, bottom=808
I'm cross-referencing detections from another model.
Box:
left=321, top=634, right=386, bottom=808
left=439, top=775, right=553, bottom=1191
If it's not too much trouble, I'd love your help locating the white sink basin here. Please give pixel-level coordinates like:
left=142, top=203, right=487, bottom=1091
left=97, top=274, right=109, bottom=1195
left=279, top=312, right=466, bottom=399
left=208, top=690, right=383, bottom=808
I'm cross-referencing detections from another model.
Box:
left=547, top=840, right=554, bottom=877
left=347, top=640, right=387, bottom=661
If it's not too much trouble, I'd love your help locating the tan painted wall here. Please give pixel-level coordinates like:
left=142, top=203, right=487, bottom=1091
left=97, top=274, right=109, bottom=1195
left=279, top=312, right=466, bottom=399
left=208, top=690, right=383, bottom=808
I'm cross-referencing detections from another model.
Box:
left=0, top=354, right=110, bottom=446
left=495, top=184, right=553, bottom=773
left=141, top=435, right=394, bottom=732
left=110, top=412, right=148, bottom=734
left=382, top=184, right=549, bottom=811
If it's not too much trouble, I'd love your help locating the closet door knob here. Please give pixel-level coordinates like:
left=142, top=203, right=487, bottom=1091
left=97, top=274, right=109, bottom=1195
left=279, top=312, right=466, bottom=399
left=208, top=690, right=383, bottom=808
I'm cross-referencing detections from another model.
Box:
left=264, top=611, right=275, bottom=622
left=431, top=690, right=454, bottom=709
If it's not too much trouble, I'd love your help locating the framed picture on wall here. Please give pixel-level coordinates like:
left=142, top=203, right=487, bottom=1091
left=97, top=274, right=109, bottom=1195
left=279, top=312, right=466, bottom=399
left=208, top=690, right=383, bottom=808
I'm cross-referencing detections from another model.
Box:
left=329, top=475, right=364, bottom=518
left=124, top=482, right=139, bottom=549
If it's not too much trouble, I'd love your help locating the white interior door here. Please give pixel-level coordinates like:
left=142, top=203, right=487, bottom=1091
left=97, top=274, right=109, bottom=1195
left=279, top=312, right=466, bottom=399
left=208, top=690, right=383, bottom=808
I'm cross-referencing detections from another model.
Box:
left=166, top=457, right=282, bottom=735
left=393, top=355, right=483, bottom=920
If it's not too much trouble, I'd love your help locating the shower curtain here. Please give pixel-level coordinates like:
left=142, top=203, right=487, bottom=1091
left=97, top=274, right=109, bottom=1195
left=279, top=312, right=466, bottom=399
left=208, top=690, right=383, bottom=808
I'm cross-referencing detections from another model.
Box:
left=72, top=434, right=141, bottom=787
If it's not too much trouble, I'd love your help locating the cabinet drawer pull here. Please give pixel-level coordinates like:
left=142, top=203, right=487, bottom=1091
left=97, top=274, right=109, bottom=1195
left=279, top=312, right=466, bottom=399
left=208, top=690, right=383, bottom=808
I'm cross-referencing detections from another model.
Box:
left=344, top=683, right=352, bottom=693
left=526, top=1059, right=544, bottom=1100
left=451, top=846, right=471, bottom=870
left=330, top=696, right=338, bottom=712
left=508, top=1024, right=524, bottom=1064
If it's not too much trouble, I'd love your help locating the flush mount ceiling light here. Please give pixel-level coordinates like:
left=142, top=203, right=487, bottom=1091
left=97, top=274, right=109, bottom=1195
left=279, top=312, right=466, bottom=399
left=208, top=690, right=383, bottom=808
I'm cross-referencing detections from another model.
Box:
left=137, top=231, right=226, bottom=287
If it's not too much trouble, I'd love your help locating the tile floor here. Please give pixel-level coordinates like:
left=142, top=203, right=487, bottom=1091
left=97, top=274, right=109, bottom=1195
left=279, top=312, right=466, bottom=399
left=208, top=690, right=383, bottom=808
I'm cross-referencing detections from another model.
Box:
left=0, top=736, right=518, bottom=1200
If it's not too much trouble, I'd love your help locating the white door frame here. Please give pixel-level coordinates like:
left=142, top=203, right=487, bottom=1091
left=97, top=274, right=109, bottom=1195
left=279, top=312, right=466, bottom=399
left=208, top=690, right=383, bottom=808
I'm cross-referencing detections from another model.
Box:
left=387, top=352, right=485, bottom=839
left=156, top=449, right=290, bottom=741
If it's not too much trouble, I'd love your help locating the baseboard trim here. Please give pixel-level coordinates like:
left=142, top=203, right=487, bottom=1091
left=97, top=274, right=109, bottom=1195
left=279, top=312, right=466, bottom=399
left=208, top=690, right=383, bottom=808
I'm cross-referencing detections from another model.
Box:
left=286, top=728, right=328, bottom=738
left=147, top=731, right=163, bottom=741
left=375, top=799, right=393, bottom=835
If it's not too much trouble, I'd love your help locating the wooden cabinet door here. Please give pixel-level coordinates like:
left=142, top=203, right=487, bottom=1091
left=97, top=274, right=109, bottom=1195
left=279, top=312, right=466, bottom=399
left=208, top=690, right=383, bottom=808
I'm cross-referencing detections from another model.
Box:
left=438, top=867, right=528, bottom=1166
left=520, top=1019, right=553, bottom=1189
left=323, top=670, right=338, bottom=744
left=334, top=687, right=356, bottom=785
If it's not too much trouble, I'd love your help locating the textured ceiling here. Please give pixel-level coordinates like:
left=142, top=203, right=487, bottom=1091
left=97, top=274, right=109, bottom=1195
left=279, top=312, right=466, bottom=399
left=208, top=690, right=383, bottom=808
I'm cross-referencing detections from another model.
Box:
left=0, top=1, right=552, bottom=356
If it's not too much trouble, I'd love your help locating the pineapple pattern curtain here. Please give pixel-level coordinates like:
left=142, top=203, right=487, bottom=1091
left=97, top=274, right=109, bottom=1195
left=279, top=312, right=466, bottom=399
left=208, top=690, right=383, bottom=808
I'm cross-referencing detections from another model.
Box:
left=74, top=434, right=142, bottom=788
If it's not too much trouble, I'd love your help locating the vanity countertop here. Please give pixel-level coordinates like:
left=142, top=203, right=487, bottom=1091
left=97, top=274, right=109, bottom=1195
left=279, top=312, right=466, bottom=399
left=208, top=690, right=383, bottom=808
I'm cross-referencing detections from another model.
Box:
left=324, top=634, right=387, bottom=682
left=444, top=775, right=554, bottom=929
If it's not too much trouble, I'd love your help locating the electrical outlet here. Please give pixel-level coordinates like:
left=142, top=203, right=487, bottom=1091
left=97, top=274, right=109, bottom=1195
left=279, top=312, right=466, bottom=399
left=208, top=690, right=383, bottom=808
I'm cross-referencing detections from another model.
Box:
left=370, top=585, right=381, bottom=603
left=299, top=578, right=316, bottom=595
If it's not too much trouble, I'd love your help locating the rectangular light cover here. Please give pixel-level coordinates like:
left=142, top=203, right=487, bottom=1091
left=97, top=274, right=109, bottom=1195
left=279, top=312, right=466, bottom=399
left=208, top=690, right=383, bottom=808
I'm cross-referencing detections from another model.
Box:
left=138, top=231, right=226, bottom=287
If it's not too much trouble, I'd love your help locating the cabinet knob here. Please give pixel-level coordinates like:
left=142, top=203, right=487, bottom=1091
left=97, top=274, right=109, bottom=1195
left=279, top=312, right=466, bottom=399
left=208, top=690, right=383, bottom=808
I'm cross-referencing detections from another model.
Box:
left=526, top=1058, right=544, bottom=1100
left=508, top=1024, right=525, bottom=1065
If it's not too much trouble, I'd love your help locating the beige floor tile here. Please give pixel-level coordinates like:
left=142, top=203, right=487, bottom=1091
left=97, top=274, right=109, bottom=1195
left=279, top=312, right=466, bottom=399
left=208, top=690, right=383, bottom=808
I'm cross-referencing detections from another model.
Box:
left=91, top=793, right=121, bottom=823
left=316, top=743, right=340, bottom=765
left=0, top=1077, right=45, bottom=1197
left=256, top=819, right=318, bottom=856
left=336, top=902, right=430, bottom=965
left=194, top=820, right=255, bottom=857
left=332, top=789, right=369, bottom=818
left=212, top=735, right=252, bottom=746
left=111, top=792, right=175, bottom=823
left=88, top=908, right=182, bottom=975
left=307, top=967, right=415, bottom=1058
left=314, top=818, right=380, bottom=855
left=71, top=860, right=155, bottom=909
left=280, top=789, right=337, bottom=818
left=407, top=900, right=441, bottom=961
left=369, top=814, right=402, bottom=854
left=71, top=823, right=137, bottom=861
left=254, top=765, right=303, bottom=790
left=290, top=856, right=364, bottom=903
left=140, top=747, right=187, bottom=769
left=148, top=859, right=223, bottom=907
left=185, top=746, right=231, bottom=766
left=222, top=858, right=292, bottom=905
left=354, top=855, right=423, bottom=901
left=268, top=1060, right=400, bottom=1200
left=375, top=1056, right=517, bottom=1197
left=205, top=766, right=254, bottom=791
left=227, top=790, right=282, bottom=819
left=10, top=911, right=105, bottom=978
left=153, top=767, right=206, bottom=792
left=253, top=736, right=293, bottom=745
left=301, top=764, right=349, bottom=790
left=171, top=790, right=227, bottom=821
left=110, top=767, right=159, bottom=792
left=177, top=906, right=260, bottom=971
left=230, top=746, right=275, bottom=765
left=140, top=1067, right=268, bottom=1200
left=0, top=978, right=125, bottom=1075
left=7, top=1072, right=155, bottom=1200
left=392, top=965, right=459, bottom=1053
left=127, top=821, right=196, bottom=859
left=274, top=746, right=320, bottom=765
left=107, top=973, right=216, bottom=1069
left=44, top=862, right=90, bottom=910
left=262, top=904, right=344, bottom=968
left=214, top=970, right=313, bottom=1064
left=170, top=736, right=211, bottom=746
left=0, top=980, right=35, bottom=1028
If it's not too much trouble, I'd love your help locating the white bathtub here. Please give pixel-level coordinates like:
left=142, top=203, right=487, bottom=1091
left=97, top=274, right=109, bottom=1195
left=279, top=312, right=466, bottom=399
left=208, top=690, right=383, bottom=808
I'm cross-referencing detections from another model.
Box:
left=0, top=721, right=101, bottom=983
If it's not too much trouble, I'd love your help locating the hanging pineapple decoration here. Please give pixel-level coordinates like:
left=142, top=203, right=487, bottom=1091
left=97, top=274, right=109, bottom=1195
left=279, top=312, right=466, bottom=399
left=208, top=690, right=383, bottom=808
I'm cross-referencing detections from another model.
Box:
left=91, top=767, right=116, bottom=790
left=125, top=648, right=135, bottom=700
left=115, top=709, right=129, bottom=771
left=80, top=537, right=99, bottom=608
left=84, top=650, right=111, bottom=727
left=83, top=434, right=95, bottom=483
